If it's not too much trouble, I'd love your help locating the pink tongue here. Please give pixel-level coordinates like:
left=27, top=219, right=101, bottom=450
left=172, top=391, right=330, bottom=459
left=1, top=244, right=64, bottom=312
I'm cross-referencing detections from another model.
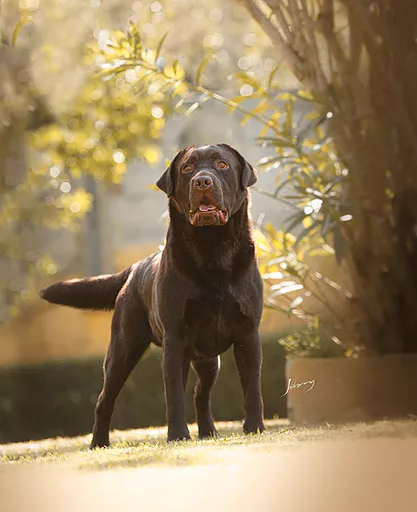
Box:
left=199, top=204, right=216, bottom=212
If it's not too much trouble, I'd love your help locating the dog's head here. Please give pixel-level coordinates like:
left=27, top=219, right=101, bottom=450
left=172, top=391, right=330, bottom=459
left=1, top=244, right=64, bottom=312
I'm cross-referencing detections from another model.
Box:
left=156, top=144, right=257, bottom=226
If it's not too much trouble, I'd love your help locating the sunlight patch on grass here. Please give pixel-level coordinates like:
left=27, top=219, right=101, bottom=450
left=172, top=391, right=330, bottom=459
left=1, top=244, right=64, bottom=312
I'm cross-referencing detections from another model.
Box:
left=2, top=418, right=417, bottom=471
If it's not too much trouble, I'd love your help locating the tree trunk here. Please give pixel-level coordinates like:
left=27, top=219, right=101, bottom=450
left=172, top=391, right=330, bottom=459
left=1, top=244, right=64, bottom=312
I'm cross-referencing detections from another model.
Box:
left=241, top=0, right=417, bottom=353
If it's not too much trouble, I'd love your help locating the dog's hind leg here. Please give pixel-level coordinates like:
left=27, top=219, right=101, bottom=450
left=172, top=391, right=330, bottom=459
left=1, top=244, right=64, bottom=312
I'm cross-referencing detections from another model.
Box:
left=91, top=293, right=152, bottom=449
left=191, top=357, right=220, bottom=439
left=182, top=351, right=191, bottom=390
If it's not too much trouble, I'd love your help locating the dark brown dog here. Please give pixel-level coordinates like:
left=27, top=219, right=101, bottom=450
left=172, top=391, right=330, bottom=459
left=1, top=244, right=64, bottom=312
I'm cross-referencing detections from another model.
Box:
left=40, top=144, right=265, bottom=448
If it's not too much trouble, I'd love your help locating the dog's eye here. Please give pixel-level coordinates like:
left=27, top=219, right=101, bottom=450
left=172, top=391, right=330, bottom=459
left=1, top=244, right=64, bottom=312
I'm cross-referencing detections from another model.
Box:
left=217, top=161, right=229, bottom=169
left=182, top=164, right=193, bottom=173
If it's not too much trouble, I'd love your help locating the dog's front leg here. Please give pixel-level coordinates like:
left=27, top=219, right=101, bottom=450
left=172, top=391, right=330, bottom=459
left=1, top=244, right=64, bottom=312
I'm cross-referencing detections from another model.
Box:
left=163, top=339, right=191, bottom=442
left=234, top=332, right=265, bottom=434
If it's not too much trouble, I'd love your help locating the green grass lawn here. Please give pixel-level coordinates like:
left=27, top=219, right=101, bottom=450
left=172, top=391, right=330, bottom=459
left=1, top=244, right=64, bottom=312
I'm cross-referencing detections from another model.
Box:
left=2, top=417, right=417, bottom=471
left=2, top=419, right=417, bottom=512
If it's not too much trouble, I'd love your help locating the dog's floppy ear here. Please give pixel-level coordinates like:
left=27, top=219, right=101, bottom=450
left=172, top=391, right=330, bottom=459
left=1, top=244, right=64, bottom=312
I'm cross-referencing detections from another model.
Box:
left=218, top=143, right=258, bottom=190
left=156, top=146, right=194, bottom=197
left=156, top=165, right=174, bottom=197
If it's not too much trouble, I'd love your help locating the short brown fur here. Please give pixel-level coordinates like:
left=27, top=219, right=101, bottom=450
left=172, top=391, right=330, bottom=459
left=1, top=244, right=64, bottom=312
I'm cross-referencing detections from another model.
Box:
left=40, top=144, right=265, bottom=447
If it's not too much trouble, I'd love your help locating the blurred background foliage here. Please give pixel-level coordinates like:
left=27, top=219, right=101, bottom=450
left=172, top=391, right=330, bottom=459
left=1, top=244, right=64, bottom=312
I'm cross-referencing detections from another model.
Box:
left=3, top=0, right=414, bottom=361
left=0, top=0, right=284, bottom=321
left=0, top=0, right=354, bottom=360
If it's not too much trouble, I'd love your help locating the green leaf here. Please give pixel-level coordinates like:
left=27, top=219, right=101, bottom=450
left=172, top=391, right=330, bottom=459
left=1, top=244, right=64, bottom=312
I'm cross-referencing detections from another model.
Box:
left=270, top=281, right=299, bottom=291
left=155, top=32, right=169, bottom=62
left=278, top=92, right=296, bottom=101
left=285, top=211, right=306, bottom=234
left=172, top=59, right=179, bottom=76
left=267, top=65, right=280, bottom=93
left=234, top=72, right=261, bottom=91
left=304, top=111, right=322, bottom=122
left=289, top=295, right=304, bottom=311
left=266, top=256, right=291, bottom=267
left=294, top=219, right=321, bottom=247
left=258, top=155, right=281, bottom=169
left=239, top=100, right=269, bottom=126
left=257, top=136, right=295, bottom=149
left=282, top=100, right=294, bottom=137
left=263, top=271, right=284, bottom=280
left=12, top=13, right=30, bottom=47
left=127, top=20, right=141, bottom=56
left=296, top=90, right=317, bottom=102
left=321, top=215, right=337, bottom=238
left=228, top=95, right=249, bottom=113
left=185, top=102, right=200, bottom=116
left=273, top=177, right=293, bottom=196
left=270, top=283, right=304, bottom=296
left=196, top=54, right=213, bottom=86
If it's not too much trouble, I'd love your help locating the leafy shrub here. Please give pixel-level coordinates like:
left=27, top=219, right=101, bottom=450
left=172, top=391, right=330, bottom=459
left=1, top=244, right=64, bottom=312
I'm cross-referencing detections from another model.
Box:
left=277, top=326, right=345, bottom=359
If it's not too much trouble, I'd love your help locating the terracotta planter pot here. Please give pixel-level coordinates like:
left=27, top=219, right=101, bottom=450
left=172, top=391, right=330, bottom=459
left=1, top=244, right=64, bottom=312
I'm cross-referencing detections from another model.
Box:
left=285, top=354, right=417, bottom=424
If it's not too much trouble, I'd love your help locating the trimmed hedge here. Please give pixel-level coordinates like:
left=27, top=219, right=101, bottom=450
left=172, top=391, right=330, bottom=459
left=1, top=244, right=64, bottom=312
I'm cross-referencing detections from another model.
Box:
left=0, top=334, right=286, bottom=443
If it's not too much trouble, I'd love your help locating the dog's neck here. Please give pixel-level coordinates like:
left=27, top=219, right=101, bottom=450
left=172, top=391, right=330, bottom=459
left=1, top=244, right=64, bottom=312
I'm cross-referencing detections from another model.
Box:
left=166, top=196, right=255, bottom=283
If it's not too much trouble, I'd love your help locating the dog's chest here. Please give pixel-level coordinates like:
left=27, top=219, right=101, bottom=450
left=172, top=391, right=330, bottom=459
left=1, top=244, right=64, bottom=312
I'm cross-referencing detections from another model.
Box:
left=183, top=292, right=250, bottom=358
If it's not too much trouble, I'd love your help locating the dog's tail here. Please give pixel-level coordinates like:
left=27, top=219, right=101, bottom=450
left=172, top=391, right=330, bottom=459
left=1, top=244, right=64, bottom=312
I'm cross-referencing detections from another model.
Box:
left=39, top=266, right=132, bottom=311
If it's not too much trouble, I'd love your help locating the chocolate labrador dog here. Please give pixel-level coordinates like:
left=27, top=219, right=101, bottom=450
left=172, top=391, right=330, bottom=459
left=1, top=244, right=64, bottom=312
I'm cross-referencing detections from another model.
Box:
left=40, top=144, right=265, bottom=448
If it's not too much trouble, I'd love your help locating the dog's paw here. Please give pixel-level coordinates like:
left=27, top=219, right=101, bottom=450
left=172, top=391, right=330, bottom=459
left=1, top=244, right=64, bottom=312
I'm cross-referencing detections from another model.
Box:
left=198, top=428, right=219, bottom=440
left=167, top=427, right=191, bottom=442
left=90, top=439, right=110, bottom=450
left=243, top=420, right=266, bottom=435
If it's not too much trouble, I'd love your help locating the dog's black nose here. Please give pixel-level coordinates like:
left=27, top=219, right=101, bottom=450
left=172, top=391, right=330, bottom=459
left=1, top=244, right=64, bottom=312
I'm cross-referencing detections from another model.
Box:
left=193, top=175, right=213, bottom=191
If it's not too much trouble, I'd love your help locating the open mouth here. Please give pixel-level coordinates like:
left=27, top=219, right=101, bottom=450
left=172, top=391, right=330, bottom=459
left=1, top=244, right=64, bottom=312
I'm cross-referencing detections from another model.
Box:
left=189, top=204, right=229, bottom=226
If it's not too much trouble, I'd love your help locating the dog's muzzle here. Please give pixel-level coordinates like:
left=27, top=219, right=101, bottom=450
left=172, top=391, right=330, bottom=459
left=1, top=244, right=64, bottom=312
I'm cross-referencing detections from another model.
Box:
left=189, top=205, right=229, bottom=226
left=189, top=174, right=228, bottom=226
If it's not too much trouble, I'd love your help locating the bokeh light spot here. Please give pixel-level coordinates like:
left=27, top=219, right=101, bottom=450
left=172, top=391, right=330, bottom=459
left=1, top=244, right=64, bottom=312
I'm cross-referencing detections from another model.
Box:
left=47, top=264, right=58, bottom=275
left=132, top=1, right=141, bottom=12
left=147, top=83, right=160, bottom=96
left=152, top=107, right=164, bottom=119
left=125, top=69, right=137, bottom=84
left=204, top=33, right=224, bottom=50
left=240, top=84, right=254, bottom=96
left=209, top=8, right=223, bottom=22
left=113, top=151, right=126, bottom=164
left=244, top=33, right=257, bottom=46
left=95, top=120, right=105, bottom=131
left=152, top=12, right=165, bottom=23
left=49, top=166, right=60, bottom=178
left=238, top=56, right=250, bottom=70
left=151, top=1, right=162, bottom=12
left=70, top=202, right=81, bottom=213
left=60, top=182, right=72, bottom=193
left=264, top=58, right=277, bottom=71
left=215, top=50, right=230, bottom=64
